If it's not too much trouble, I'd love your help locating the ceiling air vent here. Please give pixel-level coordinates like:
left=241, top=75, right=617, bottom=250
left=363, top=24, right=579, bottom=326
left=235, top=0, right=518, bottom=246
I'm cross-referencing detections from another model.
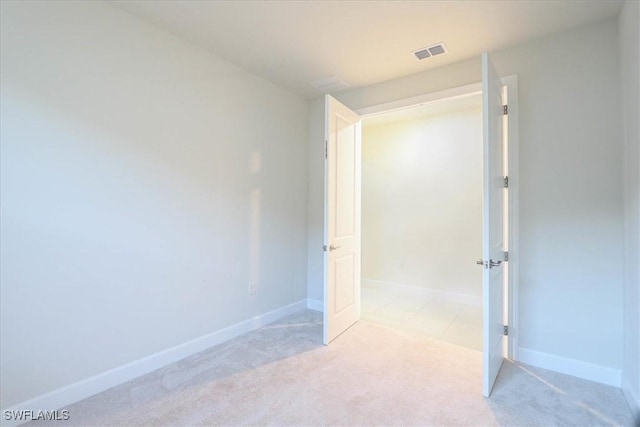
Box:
left=310, top=75, right=348, bottom=93
left=413, top=42, right=448, bottom=60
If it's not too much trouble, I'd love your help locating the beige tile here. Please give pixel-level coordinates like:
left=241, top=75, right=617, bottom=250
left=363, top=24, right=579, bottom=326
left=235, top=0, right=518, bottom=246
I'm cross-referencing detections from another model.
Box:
left=402, top=316, right=453, bottom=339
left=412, top=303, right=461, bottom=324
left=456, top=305, right=483, bottom=326
left=360, top=285, right=482, bottom=351
left=363, top=314, right=406, bottom=330
left=373, top=304, right=418, bottom=324
left=441, top=321, right=483, bottom=351
left=361, top=287, right=394, bottom=315
left=385, top=293, right=427, bottom=313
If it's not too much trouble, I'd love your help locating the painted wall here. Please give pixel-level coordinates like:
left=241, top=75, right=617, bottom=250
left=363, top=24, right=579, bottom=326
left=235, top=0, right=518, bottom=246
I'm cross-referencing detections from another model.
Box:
left=619, top=0, right=640, bottom=415
left=306, top=99, right=325, bottom=304
left=0, top=1, right=308, bottom=408
left=308, top=19, right=624, bottom=374
left=361, top=107, right=483, bottom=297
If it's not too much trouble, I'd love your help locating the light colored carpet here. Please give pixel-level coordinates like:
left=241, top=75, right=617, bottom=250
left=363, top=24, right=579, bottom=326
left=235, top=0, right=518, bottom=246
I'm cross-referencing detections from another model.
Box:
left=30, top=310, right=634, bottom=426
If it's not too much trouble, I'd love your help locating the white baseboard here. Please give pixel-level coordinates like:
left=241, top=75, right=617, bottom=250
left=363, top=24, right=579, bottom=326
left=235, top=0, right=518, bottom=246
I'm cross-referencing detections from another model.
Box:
left=1, top=299, right=308, bottom=427
left=307, top=298, right=323, bottom=312
left=362, top=278, right=482, bottom=306
left=622, top=376, right=640, bottom=425
left=518, top=347, right=622, bottom=387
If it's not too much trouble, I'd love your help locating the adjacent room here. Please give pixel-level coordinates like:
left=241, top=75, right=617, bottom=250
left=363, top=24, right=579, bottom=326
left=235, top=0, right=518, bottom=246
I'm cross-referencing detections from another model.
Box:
left=360, top=94, right=485, bottom=352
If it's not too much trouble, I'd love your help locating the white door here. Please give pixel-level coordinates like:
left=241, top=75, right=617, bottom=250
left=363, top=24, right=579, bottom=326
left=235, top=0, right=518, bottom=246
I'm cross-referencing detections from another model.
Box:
left=482, top=53, right=506, bottom=397
left=323, top=95, right=362, bottom=345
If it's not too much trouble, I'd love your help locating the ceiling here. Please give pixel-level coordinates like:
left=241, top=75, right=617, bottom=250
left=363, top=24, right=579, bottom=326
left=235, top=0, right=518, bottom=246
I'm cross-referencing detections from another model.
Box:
left=114, top=0, right=623, bottom=99
left=363, top=93, right=482, bottom=127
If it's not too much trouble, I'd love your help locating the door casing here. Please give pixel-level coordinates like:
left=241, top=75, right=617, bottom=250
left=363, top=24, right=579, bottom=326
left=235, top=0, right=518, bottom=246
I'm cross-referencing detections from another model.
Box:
left=346, top=78, right=520, bottom=361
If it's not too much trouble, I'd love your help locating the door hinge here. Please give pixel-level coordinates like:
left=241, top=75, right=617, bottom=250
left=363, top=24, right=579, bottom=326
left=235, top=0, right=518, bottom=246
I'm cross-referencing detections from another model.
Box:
left=323, top=245, right=327, bottom=252
left=504, top=251, right=509, bottom=262
left=503, top=105, right=508, bottom=115
left=503, top=176, right=509, bottom=188
left=503, top=325, right=509, bottom=336
left=324, top=140, right=328, bottom=159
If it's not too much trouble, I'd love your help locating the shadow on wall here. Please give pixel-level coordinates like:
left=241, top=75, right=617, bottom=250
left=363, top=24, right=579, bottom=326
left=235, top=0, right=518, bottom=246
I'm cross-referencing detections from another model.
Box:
left=249, top=150, right=262, bottom=296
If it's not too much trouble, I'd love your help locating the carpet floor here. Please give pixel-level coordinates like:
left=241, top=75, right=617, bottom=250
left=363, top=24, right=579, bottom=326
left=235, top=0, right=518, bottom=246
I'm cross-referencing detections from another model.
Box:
left=30, top=310, right=635, bottom=426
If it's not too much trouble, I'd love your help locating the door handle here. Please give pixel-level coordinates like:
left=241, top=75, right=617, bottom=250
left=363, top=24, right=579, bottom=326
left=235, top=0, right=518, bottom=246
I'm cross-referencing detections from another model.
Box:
left=476, top=259, right=502, bottom=268
left=329, top=244, right=341, bottom=251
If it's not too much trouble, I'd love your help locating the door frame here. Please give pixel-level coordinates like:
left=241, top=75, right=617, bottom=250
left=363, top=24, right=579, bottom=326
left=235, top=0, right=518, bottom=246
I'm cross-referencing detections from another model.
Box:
left=353, top=78, right=520, bottom=361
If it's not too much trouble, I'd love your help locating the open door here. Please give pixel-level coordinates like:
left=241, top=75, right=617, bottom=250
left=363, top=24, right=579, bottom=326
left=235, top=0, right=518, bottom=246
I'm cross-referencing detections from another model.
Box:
left=482, top=52, right=506, bottom=397
left=323, top=95, right=362, bottom=345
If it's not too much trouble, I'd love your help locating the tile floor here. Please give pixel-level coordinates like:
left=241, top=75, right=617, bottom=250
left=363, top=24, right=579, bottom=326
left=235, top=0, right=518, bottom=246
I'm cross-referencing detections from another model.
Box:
left=361, top=283, right=483, bottom=351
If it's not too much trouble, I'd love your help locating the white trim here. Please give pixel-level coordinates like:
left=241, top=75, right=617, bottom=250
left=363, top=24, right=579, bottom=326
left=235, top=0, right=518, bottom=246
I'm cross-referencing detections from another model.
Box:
left=307, top=298, right=323, bottom=312
left=518, top=347, right=622, bottom=387
left=362, top=278, right=482, bottom=307
left=622, top=377, right=640, bottom=424
left=1, top=300, right=308, bottom=426
left=355, top=82, right=482, bottom=118
left=502, top=74, right=520, bottom=362
left=322, top=95, right=330, bottom=344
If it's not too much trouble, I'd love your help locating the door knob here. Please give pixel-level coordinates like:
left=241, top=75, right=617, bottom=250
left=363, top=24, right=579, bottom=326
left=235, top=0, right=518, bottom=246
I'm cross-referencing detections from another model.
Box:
left=329, top=244, right=341, bottom=251
left=477, top=259, right=502, bottom=268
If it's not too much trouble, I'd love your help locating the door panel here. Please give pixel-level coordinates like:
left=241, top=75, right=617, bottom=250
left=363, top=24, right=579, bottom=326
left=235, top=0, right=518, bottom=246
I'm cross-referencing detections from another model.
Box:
left=482, top=52, right=506, bottom=397
left=334, top=254, right=356, bottom=313
left=335, top=119, right=356, bottom=237
left=324, top=95, right=361, bottom=345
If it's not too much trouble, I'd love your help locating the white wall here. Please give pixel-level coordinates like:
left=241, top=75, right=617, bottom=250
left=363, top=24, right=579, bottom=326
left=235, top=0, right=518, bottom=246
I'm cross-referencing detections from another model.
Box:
left=308, top=19, right=625, bottom=376
left=361, top=107, right=483, bottom=297
left=619, top=0, right=640, bottom=416
left=306, top=99, right=325, bottom=303
left=0, top=1, right=308, bottom=409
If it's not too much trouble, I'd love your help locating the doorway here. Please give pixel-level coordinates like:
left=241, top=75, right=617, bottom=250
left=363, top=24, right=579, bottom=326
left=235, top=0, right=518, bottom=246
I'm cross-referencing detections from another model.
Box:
left=322, top=56, right=519, bottom=396
left=359, top=94, right=484, bottom=352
